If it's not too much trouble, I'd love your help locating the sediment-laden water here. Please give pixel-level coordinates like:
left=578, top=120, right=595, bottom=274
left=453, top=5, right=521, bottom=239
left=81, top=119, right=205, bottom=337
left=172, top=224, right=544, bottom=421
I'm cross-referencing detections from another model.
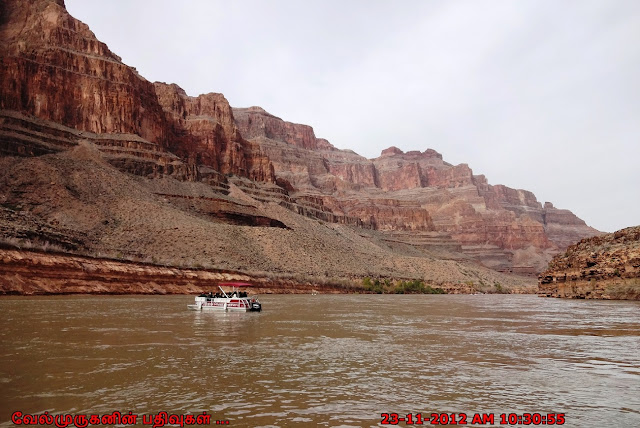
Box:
left=1, top=294, right=639, bottom=427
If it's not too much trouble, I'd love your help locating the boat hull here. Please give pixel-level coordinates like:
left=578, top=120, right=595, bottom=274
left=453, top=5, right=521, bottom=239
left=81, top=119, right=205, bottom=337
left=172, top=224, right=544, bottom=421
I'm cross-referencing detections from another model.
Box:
left=188, top=296, right=261, bottom=312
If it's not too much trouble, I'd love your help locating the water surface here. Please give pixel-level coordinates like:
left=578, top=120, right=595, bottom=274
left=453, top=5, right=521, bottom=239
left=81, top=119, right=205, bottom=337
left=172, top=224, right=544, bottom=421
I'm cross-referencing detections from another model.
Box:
left=0, top=294, right=639, bottom=426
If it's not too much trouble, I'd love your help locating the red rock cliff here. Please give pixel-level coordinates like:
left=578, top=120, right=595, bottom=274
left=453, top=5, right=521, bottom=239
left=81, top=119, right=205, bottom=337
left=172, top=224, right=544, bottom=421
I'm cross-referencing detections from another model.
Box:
left=234, top=107, right=334, bottom=151
left=0, top=0, right=168, bottom=145
left=231, top=107, right=600, bottom=272
left=0, top=0, right=276, bottom=183
left=154, top=83, right=274, bottom=182
left=0, top=0, right=600, bottom=276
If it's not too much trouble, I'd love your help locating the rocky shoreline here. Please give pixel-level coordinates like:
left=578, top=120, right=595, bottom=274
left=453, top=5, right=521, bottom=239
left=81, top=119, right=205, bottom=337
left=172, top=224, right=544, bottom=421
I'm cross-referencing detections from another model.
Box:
left=0, top=248, right=535, bottom=296
left=538, top=226, right=640, bottom=300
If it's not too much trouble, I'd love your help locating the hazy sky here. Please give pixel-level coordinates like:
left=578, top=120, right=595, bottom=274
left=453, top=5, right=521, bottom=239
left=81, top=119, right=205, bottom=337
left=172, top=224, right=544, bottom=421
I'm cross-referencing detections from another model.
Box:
left=65, top=0, right=640, bottom=233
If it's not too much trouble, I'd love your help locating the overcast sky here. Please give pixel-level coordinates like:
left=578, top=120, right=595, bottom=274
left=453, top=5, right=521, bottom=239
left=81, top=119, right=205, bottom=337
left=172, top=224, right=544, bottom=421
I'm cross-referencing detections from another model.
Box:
left=65, top=0, right=639, bottom=233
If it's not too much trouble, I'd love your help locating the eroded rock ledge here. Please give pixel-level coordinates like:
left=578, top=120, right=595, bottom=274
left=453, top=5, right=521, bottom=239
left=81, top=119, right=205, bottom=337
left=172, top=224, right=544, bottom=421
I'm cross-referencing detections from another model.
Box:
left=0, top=249, right=535, bottom=295
left=538, top=226, right=640, bottom=300
left=0, top=248, right=348, bottom=295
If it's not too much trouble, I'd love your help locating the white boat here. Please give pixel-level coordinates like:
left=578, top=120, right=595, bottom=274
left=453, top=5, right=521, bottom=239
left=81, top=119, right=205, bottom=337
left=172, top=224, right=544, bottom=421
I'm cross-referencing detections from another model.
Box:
left=188, top=282, right=262, bottom=312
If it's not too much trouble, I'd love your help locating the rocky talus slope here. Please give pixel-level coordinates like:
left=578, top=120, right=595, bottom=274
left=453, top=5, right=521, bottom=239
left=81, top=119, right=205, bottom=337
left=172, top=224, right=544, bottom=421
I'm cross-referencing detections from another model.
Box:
left=0, top=0, right=601, bottom=294
left=539, top=226, right=640, bottom=300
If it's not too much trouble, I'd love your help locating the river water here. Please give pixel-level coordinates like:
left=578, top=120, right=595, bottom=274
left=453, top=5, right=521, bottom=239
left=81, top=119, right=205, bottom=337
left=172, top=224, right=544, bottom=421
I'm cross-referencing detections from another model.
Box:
left=0, top=294, right=639, bottom=427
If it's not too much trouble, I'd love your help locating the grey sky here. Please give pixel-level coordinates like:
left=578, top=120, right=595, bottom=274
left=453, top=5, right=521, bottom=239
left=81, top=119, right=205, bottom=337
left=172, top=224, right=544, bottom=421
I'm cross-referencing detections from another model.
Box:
left=65, top=0, right=640, bottom=233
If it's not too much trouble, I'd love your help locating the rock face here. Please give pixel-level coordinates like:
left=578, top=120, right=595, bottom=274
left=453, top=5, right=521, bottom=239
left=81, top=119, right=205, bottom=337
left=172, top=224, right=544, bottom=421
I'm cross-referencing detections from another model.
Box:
left=0, top=0, right=167, bottom=144
left=232, top=107, right=338, bottom=193
left=539, top=226, right=640, bottom=300
left=0, top=0, right=600, bottom=278
left=0, top=248, right=351, bottom=295
left=542, top=201, right=596, bottom=249
left=0, top=145, right=535, bottom=293
left=234, top=102, right=599, bottom=272
left=154, top=84, right=275, bottom=182
left=0, top=0, right=269, bottom=183
left=233, top=107, right=331, bottom=151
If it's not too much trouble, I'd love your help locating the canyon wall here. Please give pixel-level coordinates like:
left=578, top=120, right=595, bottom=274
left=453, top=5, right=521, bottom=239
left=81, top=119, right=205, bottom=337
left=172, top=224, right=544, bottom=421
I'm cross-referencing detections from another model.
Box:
left=154, top=85, right=275, bottom=182
left=233, top=107, right=599, bottom=272
left=0, top=0, right=168, bottom=143
left=0, top=0, right=269, bottom=183
left=0, top=0, right=601, bottom=278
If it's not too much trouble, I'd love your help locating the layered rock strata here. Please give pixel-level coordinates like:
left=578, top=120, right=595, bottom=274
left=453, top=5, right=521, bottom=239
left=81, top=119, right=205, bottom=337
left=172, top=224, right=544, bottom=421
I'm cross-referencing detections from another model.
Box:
left=0, top=0, right=600, bottom=278
left=0, top=109, right=200, bottom=180
left=0, top=0, right=270, bottom=184
left=0, top=249, right=349, bottom=295
left=0, top=248, right=536, bottom=295
left=539, top=226, right=640, bottom=300
left=233, top=106, right=599, bottom=272
left=0, top=0, right=168, bottom=144
left=2, top=141, right=540, bottom=292
left=154, top=84, right=275, bottom=182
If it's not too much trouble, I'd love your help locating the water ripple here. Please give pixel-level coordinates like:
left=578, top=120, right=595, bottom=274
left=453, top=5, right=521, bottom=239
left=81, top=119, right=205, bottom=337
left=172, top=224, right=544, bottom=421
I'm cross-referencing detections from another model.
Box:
left=0, top=294, right=639, bottom=427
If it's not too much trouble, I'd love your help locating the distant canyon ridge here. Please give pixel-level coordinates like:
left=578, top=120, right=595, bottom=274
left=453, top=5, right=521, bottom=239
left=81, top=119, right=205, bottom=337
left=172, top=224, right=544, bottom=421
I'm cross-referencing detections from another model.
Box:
left=0, top=0, right=600, bottom=293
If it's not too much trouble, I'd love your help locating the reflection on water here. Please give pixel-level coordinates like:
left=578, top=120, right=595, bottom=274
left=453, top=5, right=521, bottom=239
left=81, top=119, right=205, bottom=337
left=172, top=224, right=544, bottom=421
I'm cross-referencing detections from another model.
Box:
left=0, top=295, right=639, bottom=426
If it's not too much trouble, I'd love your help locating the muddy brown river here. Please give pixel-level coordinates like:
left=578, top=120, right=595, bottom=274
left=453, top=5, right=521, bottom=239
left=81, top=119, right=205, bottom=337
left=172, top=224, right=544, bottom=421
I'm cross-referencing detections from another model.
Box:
left=1, top=294, right=638, bottom=427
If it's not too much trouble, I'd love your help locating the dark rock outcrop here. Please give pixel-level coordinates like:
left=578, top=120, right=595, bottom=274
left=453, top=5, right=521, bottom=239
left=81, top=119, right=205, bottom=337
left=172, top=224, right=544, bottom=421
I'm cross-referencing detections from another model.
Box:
left=539, top=226, right=640, bottom=300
